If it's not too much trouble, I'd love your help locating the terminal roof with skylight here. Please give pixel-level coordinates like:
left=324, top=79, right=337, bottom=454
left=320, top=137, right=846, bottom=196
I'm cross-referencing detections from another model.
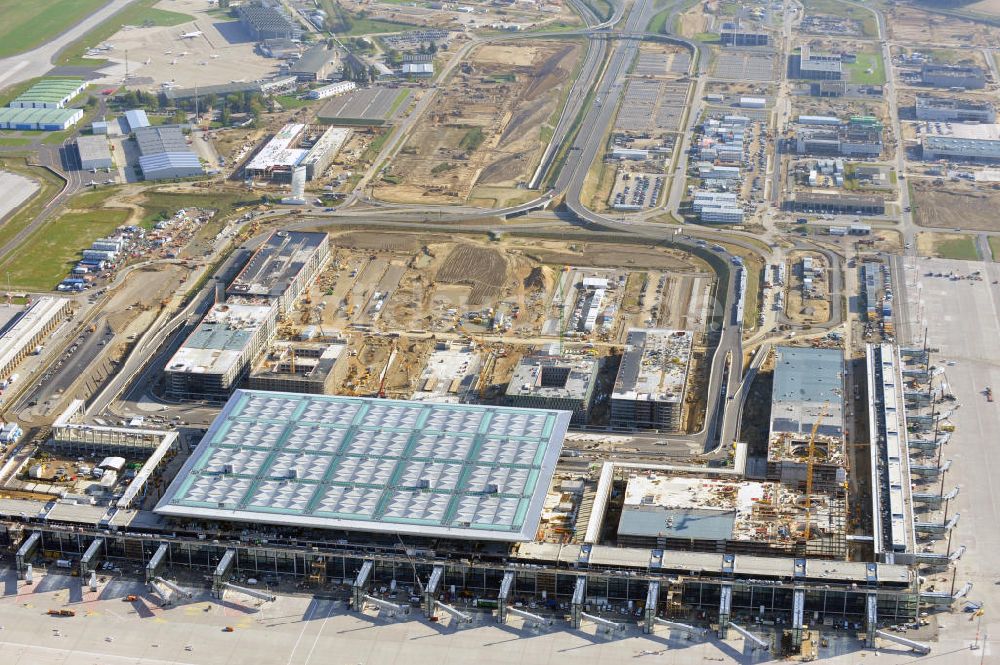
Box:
left=155, top=390, right=570, bottom=541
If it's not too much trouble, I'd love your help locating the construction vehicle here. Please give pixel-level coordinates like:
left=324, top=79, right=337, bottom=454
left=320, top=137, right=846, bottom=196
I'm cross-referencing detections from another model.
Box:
left=124, top=595, right=137, bottom=602
left=47, top=609, right=75, bottom=617
left=803, top=404, right=829, bottom=542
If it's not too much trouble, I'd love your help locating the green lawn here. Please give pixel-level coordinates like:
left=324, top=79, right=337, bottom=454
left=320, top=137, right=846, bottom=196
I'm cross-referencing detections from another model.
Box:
left=846, top=52, right=886, bottom=85
left=0, top=159, right=64, bottom=250
left=388, top=89, right=411, bottom=116
left=336, top=18, right=417, bottom=36
left=0, top=209, right=131, bottom=290
left=935, top=236, right=979, bottom=261
left=647, top=8, right=669, bottom=34
left=137, top=190, right=260, bottom=225
left=57, top=0, right=193, bottom=66
left=0, top=137, right=33, bottom=147
left=800, top=0, right=879, bottom=38
left=988, top=236, right=1000, bottom=262
left=0, top=0, right=107, bottom=58
left=694, top=32, right=721, bottom=43
left=275, top=95, right=314, bottom=110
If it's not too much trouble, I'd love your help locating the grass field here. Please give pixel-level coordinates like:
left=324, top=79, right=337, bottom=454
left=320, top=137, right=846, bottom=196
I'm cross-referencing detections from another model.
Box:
left=800, top=0, right=879, bottom=37
left=921, top=233, right=980, bottom=260
left=0, top=159, right=64, bottom=251
left=1, top=208, right=130, bottom=290
left=57, top=0, right=193, bottom=66
left=845, top=52, right=886, bottom=84
left=338, top=18, right=417, bottom=36
left=989, top=236, right=1000, bottom=261
left=0, top=0, right=107, bottom=58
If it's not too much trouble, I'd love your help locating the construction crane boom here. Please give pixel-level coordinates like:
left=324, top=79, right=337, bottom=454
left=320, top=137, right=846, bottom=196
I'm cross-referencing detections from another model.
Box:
left=803, top=404, right=829, bottom=542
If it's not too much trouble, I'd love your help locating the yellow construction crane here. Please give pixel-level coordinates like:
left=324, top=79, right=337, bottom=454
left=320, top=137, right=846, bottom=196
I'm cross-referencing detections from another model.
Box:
left=803, top=403, right=829, bottom=543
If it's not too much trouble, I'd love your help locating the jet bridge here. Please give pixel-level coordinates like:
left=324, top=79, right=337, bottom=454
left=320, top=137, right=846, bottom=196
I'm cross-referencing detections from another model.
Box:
left=351, top=560, right=373, bottom=610
left=423, top=565, right=444, bottom=617
left=145, top=543, right=169, bottom=583
left=360, top=594, right=409, bottom=616
left=642, top=581, right=659, bottom=633
left=79, top=538, right=104, bottom=580
left=15, top=531, right=40, bottom=579
left=570, top=576, right=586, bottom=628
left=221, top=582, right=276, bottom=603
left=915, top=512, right=959, bottom=534
left=211, top=549, right=236, bottom=598
left=652, top=618, right=707, bottom=638
left=497, top=571, right=514, bottom=624
left=875, top=630, right=931, bottom=654
left=506, top=606, right=552, bottom=627
left=728, top=622, right=770, bottom=650
left=718, top=582, right=733, bottom=638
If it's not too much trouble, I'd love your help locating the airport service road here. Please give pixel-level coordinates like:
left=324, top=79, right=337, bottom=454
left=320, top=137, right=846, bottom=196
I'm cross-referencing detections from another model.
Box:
left=896, top=255, right=1000, bottom=659
left=0, top=567, right=990, bottom=665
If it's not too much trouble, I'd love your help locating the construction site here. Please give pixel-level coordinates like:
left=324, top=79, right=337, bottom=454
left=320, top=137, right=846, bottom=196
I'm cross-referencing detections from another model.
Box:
left=374, top=41, right=584, bottom=206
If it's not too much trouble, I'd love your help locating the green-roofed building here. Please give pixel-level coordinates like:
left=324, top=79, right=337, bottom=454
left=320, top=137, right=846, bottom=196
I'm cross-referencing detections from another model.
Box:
left=10, top=78, right=87, bottom=109
left=0, top=106, right=83, bottom=130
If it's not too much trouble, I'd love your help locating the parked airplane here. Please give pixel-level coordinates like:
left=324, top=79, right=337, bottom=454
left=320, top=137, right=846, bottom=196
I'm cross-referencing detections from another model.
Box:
left=179, top=31, right=203, bottom=39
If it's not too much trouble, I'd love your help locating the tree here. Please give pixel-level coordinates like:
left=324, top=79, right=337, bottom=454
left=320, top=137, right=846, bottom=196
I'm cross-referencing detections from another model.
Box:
left=428, top=41, right=437, bottom=54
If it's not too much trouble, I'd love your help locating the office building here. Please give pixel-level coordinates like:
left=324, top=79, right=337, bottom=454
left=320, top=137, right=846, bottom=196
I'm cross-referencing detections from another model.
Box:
left=306, top=81, right=356, bottom=101
left=0, top=297, right=70, bottom=380
left=920, top=63, right=986, bottom=90
left=922, top=122, right=1000, bottom=162
left=226, top=230, right=330, bottom=315
left=720, top=29, right=769, bottom=46
left=247, top=341, right=346, bottom=394
left=610, top=329, right=692, bottom=431
left=164, top=303, right=277, bottom=402
left=301, top=126, right=351, bottom=179
left=794, top=46, right=842, bottom=80
left=786, top=192, right=885, bottom=215
left=915, top=96, right=995, bottom=123
left=504, top=355, right=600, bottom=424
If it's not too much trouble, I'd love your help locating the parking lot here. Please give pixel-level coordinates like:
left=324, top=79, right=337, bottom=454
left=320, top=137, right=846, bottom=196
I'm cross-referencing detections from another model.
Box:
left=713, top=50, right=779, bottom=82
left=614, top=80, right=689, bottom=134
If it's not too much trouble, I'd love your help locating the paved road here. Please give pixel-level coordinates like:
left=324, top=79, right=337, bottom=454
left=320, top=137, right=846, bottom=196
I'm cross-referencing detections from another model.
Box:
left=0, top=0, right=140, bottom=90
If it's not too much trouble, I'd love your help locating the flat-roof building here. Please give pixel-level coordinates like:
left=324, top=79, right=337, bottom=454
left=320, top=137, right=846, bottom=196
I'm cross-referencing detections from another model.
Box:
left=767, top=346, right=847, bottom=493
left=786, top=192, right=885, bottom=215
left=247, top=341, right=346, bottom=394
left=610, top=329, right=692, bottom=431
left=793, top=46, right=842, bottom=80
left=0, top=297, right=70, bottom=380
left=921, top=63, right=986, bottom=90
left=720, top=29, right=769, bottom=46
left=915, top=95, right=995, bottom=123
left=226, top=230, right=330, bottom=314
left=504, top=354, right=600, bottom=424
left=922, top=122, right=1000, bottom=162
left=164, top=303, right=277, bottom=402
left=155, top=390, right=569, bottom=541
left=9, top=78, right=86, bottom=109
left=301, top=126, right=351, bottom=179
left=245, top=123, right=307, bottom=180
left=76, top=135, right=114, bottom=171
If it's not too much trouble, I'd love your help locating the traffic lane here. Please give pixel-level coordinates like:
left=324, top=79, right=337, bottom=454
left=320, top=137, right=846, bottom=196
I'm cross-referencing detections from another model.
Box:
left=23, top=320, right=115, bottom=412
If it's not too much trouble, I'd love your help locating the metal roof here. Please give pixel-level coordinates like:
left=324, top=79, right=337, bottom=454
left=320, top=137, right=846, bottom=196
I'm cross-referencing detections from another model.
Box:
left=155, top=390, right=570, bottom=541
left=134, top=125, right=188, bottom=155
left=76, top=135, right=112, bottom=163
left=770, top=346, right=844, bottom=437
left=226, top=230, right=327, bottom=299
left=165, top=303, right=273, bottom=376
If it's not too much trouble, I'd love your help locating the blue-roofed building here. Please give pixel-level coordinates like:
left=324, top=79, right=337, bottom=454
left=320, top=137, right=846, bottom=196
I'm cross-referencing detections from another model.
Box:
left=123, top=108, right=150, bottom=132
left=766, top=346, right=847, bottom=491
left=138, top=152, right=204, bottom=180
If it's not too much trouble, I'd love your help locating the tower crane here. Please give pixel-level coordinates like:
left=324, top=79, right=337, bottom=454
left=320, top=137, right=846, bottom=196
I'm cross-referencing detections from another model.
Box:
left=803, top=403, right=829, bottom=543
